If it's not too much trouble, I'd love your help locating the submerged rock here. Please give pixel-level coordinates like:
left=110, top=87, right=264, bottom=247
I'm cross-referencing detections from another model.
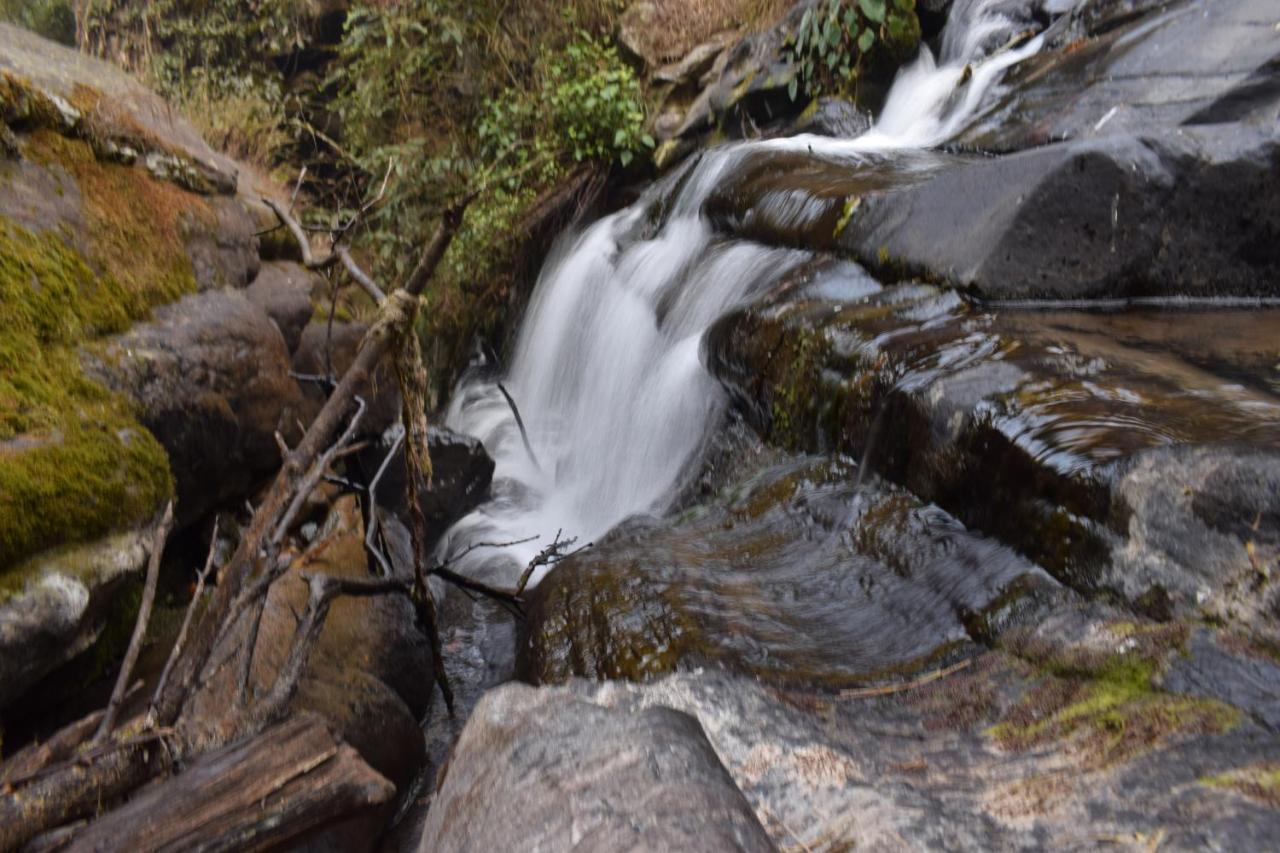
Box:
left=522, top=456, right=1055, bottom=686
left=418, top=682, right=775, bottom=853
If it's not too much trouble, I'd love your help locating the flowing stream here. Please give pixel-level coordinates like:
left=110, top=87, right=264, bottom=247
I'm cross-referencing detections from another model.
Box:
left=438, top=0, right=1045, bottom=585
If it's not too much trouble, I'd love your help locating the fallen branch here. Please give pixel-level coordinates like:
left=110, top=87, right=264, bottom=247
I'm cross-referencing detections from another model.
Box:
left=516, top=530, right=590, bottom=596
left=837, top=658, right=974, bottom=700
left=95, top=502, right=173, bottom=744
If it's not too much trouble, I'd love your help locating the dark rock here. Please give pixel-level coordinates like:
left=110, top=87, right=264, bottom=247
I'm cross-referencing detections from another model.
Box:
left=836, top=124, right=1280, bottom=300
left=182, top=195, right=260, bottom=291
left=960, top=0, right=1280, bottom=151
left=358, top=426, right=496, bottom=551
left=88, top=290, right=305, bottom=526
left=416, top=682, right=775, bottom=853
left=1162, top=629, right=1280, bottom=732
left=789, top=97, right=873, bottom=138
left=293, top=322, right=402, bottom=438
left=522, top=456, right=1053, bottom=686
left=245, top=260, right=320, bottom=353
left=706, top=278, right=1280, bottom=635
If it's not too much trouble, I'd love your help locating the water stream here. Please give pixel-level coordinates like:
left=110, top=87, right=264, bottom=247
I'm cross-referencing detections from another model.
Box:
left=438, top=0, right=1045, bottom=585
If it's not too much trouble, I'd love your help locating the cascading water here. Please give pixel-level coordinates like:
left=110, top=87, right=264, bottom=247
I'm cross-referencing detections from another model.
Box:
left=437, top=0, right=1045, bottom=586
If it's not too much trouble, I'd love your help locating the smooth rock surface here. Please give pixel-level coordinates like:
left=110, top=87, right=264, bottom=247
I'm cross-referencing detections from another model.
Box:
left=523, top=456, right=1054, bottom=686
left=418, top=682, right=776, bottom=853
left=0, top=532, right=146, bottom=708
left=88, top=290, right=304, bottom=525
left=245, top=260, right=321, bottom=353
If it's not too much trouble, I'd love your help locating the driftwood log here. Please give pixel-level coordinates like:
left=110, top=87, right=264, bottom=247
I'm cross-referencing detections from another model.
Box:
left=64, top=713, right=393, bottom=852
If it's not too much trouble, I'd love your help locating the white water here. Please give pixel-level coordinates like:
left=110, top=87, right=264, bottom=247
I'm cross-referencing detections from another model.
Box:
left=438, top=0, right=1043, bottom=586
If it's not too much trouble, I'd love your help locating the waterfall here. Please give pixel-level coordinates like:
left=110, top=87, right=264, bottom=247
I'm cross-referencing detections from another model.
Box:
left=438, top=0, right=1043, bottom=586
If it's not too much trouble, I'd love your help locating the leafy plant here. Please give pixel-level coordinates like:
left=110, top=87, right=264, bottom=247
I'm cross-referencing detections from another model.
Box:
left=783, top=0, right=920, bottom=100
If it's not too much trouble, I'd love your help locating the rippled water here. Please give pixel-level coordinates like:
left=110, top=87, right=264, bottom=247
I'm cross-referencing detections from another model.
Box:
left=439, top=0, right=1047, bottom=585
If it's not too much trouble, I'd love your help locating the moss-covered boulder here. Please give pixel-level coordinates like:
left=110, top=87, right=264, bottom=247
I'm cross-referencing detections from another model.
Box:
left=0, top=25, right=304, bottom=709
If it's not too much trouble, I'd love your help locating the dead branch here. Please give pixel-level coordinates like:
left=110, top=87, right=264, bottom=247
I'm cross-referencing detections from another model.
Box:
left=151, top=198, right=468, bottom=730
left=497, top=381, right=541, bottom=471
left=94, top=502, right=174, bottom=744
left=364, top=431, right=406, bottom=578
left=836, top=658, right=974, bottom=700
left=516, top=530, right=590, bottom=595
left=150, top=520, right=217, bottom=717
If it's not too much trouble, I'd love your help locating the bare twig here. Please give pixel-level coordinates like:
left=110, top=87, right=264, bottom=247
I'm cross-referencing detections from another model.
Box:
left=837, top=658, right=974, bottom=700
left=515, top=530, right=590, bottom=595
left=272, top=397, right=368, bottom=547
left=431, top=567, right=524, bottom=617
left=150, top=517, right=219, bottom=717
left=497, top=382, right=541, bottom=471
left=95, top=502, right=174, bottom=744
left=364, top=432, right=406, bottom=578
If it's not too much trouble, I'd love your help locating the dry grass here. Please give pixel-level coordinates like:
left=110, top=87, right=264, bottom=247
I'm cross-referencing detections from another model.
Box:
left=631, top=0, right=794, bottom=64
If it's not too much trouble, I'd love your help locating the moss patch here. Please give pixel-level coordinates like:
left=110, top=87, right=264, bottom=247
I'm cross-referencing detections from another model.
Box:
left=0, top=212, right=173, bottom=569
left=993, top=623, right=1239, bottom=768
left=1202, top=763, right=1280, bottom=808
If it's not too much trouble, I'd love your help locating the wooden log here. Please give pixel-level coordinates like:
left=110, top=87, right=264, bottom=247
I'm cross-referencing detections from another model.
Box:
left=65, top=713, right=394, bottom=853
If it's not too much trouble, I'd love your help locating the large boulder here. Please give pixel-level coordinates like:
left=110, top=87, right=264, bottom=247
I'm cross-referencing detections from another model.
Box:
left=0, top=532, right=146, bottom=707
left=836, top=124, right=1280, bottom=300
left=705, top=269, right=1280, bottom=638
left=959, top=0, right=1280, bottom=151
left=88, top=290, right=304, bottom=526
left=245, top=260, right=321, bottom=353
left=417, top=681, right=775, bottom=853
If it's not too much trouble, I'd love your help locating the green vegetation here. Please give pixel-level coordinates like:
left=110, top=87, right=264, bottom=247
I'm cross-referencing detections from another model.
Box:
left=0, top=217, right=173, bottom=568
left=993, top=622, right=1240, bottom=767
left=0, top=0, right=75, bottom=45
left=1202, top=763, right=1280, bottom=807
left=783, top=0, right=920, bottom=100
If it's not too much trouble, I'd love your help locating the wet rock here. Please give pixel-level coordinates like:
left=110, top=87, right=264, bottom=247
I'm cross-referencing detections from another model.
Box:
left=294, top=322, right=401, bottom=438
left=789, top=96, right=872, bottom=138
left=522, top=456, right=1053, bottom=686
left=88, top=290, right=305, bottom=526
left=0, top=532, right=146, bottom=708
left=245, top=260, right=321, bottom=353
left=707, top=277, right=1280, bottom=634
left=452, top=626, right=1280, bottom=852
left=1162, top=629, right=1280, bottom=732
left=960, top=0, right=1280, bottom=151
left=835, top=124, right=1280, bottom=299
left=417, top=682, right=775, bottom=853
left=362, top=427, right=496, bottom=550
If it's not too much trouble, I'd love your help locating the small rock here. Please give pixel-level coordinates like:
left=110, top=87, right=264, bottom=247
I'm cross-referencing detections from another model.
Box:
left=245, top=261, right=321, bottom=353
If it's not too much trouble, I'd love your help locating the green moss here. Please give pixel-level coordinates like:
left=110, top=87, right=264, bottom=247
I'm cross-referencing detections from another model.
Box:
left=0, top=214, right=173, bottom=569
left=1201, top=763, right=1280, bottom=808
left=992, top=626, right=1239, bottom=768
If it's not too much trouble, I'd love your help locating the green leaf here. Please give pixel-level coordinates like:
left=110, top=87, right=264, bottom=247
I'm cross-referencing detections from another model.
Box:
left=620, top=150, right=634, bottom=167
left=858, top=0, right=887, bottom=23
left=788, top=78, right=799, bottom=101
left=858, top=27, right=876, bottom=52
